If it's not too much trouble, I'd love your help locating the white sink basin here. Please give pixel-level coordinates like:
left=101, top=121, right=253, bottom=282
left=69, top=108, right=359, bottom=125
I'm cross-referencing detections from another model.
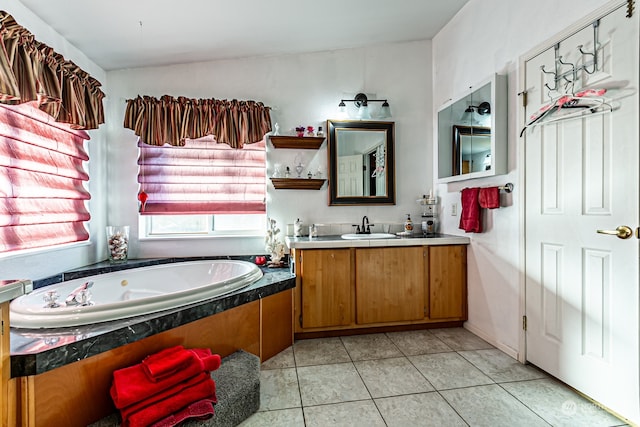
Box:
left=341, top=233, right=397, bottom=240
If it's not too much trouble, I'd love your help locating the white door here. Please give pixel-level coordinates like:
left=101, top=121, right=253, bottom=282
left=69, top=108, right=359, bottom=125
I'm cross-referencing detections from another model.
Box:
left=524, top=4, right=639, bottom=423
left=337, top=154, right=363, bottom=196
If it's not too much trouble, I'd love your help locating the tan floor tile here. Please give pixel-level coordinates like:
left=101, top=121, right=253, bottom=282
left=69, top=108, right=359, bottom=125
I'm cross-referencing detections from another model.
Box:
left=375, top=392, right=467, bottom=427
left=386, top=329, right=453, bottom=356
left=354, top=356, right=433, bottom=398
left=293, top=337, right=351, bottom=366
left=297, top=362, right=370, bottom=406
left=340, top=333, right=403, bottom=361
left=303, top=400, right=386, bottom=427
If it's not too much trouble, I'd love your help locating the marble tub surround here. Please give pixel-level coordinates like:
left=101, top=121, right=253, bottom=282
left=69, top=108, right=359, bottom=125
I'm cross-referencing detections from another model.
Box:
left=250, top=328, right=626, bottom=427
left=10, top=259, right=294, bottom=377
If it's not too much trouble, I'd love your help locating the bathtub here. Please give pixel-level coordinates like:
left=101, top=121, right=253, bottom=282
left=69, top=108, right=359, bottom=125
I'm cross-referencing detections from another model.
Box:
left=10, top=260, right=263, bottom=329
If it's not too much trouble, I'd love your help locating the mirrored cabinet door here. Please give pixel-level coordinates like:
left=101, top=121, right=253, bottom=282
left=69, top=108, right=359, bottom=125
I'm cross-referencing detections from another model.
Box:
left=436, top=74, right=507, bottom=183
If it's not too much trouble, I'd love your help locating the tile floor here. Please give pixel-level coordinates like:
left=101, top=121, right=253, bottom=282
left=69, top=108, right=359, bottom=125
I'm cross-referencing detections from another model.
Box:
left=239, top=328, right=627, bottom=427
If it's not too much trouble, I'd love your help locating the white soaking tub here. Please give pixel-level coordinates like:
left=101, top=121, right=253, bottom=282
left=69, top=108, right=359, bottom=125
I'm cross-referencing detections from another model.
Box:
left=10, top=260, right=263, bottom=329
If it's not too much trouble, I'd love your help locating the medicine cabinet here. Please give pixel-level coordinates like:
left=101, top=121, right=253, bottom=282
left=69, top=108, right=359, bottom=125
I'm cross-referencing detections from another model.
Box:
left=436, top=74, right=507, bottom=183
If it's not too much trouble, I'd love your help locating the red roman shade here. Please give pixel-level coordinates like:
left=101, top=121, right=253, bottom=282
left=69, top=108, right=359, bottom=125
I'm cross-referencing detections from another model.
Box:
left=137, top=136, right=266, bottom=215
left=0, top=102, right=91, bottom=252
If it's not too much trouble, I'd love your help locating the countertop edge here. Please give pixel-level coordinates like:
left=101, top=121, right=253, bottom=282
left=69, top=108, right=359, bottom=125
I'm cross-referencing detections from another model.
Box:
left=285, top=234, right=471, bottom=249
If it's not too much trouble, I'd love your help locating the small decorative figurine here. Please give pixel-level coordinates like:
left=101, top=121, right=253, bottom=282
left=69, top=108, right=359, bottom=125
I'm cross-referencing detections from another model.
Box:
left=265, top=218, right=286, bottom=267
left=273, top=123, right=280, bottom=136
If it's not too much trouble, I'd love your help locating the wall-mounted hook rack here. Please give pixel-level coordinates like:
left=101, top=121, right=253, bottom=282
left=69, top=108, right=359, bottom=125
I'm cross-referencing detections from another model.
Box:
left=540, top=20, right=601, bottom=92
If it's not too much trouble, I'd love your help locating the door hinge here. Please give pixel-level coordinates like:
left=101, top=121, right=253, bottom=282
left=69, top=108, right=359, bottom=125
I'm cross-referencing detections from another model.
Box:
left=522, top=315, right=527, bottom=331
left=627, top=0, right=635, bottom=18
left=1, top=319, right=4, bottom=336
left=518, top=91, right=528, bottom=108
left=299, top=314, right=303, bottom=328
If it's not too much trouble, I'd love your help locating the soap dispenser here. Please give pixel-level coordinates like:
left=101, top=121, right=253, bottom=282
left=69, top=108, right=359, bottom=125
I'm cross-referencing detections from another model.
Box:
left=404, top=214, right=414, bottom=234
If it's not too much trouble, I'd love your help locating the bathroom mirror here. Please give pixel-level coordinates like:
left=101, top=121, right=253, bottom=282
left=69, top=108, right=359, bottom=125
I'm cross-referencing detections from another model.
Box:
left=452, top=125, right=492, bottom=175
left=436, top=73, right=507, bottom=183
left=327, top=120, right=395, bottom=205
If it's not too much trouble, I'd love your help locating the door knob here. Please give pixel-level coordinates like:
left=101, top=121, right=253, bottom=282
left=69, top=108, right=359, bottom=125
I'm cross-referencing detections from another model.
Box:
left=596, top=225, right=633, bottom=239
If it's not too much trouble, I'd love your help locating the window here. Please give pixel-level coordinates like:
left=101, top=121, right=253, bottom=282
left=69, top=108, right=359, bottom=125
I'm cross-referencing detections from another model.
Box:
left=143, top=213, right=266, bottom=236
left=137, top=135, right=266, bottom=237
left=0, top=103, right=91, bottom=253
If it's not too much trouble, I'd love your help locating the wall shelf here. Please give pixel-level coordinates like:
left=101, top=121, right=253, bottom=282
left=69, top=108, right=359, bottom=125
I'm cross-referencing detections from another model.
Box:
left=270, top=178, right=326, bottom=190
left=269, top=135, right=325, bottom=149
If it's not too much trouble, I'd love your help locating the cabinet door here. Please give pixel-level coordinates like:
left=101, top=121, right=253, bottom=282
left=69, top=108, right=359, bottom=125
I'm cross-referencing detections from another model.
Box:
left=356, top=247, right=425, bottom=324
left=299, top=249, right=352, bottom=329
left=429, top=245, right=467, bottom=320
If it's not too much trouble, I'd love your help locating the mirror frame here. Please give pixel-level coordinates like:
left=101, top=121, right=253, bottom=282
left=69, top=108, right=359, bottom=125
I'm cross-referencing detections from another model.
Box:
left=327, top=119, right=395, bottom=206
left=452, top=125, right=491, bottom=176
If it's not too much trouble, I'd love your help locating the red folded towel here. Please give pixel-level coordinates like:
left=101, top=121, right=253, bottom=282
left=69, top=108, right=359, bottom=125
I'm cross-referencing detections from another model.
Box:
left=459, top=187, right=482, bottom=233
left=142, top=345, right=195, bottom=382
left=122, top=374, right=217, bottom=427
left=479, top=187, right=500, bottom=209
left=111, top=348, right=221, bottom=409
left=149, top=399, right=215, bottom=427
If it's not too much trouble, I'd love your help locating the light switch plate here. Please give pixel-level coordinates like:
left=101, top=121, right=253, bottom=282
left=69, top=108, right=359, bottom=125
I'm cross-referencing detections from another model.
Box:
left=450, top=203, right=457, bottom=216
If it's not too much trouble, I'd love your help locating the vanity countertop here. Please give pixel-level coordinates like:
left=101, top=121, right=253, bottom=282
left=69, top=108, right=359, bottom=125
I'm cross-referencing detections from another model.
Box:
left=285, top=233, right=470, bottom=249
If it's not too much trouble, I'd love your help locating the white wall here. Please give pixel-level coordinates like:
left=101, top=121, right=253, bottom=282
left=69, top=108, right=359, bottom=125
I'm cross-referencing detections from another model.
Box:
left=0, top=3, right=109, bottom=281
left=432, top=0, right=611, bottom=356
left=107, top=41, right=434, bottom=258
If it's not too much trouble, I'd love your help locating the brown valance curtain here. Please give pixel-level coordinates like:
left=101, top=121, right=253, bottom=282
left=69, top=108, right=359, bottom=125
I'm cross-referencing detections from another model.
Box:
left=0, top=12, right=105, bottom=130
left=123, top=95, right=272, bottom=148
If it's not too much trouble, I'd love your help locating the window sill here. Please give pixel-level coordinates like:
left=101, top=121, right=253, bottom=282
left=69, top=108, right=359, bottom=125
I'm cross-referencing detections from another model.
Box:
left=138, top=233, right=265, bottom=242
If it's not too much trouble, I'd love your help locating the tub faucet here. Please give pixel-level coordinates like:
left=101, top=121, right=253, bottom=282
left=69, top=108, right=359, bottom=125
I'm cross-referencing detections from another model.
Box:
left=65, top=281, right=94, bottom=306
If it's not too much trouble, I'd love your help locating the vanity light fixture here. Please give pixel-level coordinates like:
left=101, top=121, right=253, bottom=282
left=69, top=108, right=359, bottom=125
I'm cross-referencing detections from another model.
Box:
left=338, top=93, right=392, bottom=119
left=460, top=101, right=491, bottom=123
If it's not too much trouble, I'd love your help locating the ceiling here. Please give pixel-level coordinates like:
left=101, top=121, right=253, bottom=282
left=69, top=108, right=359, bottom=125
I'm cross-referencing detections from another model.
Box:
left=17, top=0, right=469, bottom=71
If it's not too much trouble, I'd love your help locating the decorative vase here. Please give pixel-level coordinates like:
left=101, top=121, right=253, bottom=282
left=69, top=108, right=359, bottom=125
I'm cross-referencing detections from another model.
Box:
left=106, top=225, right=129, bottom=263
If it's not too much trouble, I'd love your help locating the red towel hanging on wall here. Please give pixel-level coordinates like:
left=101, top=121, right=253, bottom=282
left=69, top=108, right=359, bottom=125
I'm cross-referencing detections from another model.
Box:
left=459, top=187, right=482, bottom=233
left=479, top=186, right=500, bottom=209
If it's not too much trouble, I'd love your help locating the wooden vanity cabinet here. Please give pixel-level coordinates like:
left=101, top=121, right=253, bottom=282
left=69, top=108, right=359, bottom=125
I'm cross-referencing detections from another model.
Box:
left=293, top=248, right=353, bottom=330
left=355, top=247, right=425, bottom=324
left=428, top=245, right=467, bottom=320
left=293, top=245, right=467, bottom=336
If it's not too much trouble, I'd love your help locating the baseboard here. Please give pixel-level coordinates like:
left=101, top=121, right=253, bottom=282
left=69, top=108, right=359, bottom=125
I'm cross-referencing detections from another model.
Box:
left=464, top=322, right=520, bottom=360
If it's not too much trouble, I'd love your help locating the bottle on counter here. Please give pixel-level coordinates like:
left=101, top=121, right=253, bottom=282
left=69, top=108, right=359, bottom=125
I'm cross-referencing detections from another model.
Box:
left=404, top=214, right=414, bottom=233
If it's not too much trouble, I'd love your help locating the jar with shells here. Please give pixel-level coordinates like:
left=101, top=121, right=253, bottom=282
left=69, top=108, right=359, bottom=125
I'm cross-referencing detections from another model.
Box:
left=106, top=225, right=129, bottom=263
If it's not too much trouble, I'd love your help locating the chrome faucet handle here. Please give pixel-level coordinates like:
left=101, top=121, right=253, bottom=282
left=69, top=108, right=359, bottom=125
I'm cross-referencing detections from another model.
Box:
left=43, top=290, right=61, bottom=308
left=75, top=289, right=93, bottom=306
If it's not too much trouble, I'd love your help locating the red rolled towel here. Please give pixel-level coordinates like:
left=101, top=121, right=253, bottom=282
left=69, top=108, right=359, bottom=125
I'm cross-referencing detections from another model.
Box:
left=111, top=348, right=221, bottom=409
left=459, top=187, right=482, bottom=233
left=149, top=399, right=215, bottom=427
left=142, top=345, right=196, bottom=382
left=122, top=374, right=217, bottom=427
left=479, top=186, right=500, bottom=209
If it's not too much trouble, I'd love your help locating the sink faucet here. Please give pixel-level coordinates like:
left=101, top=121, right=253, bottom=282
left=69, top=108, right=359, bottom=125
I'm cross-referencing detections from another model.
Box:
left=361, top=216, right=374, bottom=234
